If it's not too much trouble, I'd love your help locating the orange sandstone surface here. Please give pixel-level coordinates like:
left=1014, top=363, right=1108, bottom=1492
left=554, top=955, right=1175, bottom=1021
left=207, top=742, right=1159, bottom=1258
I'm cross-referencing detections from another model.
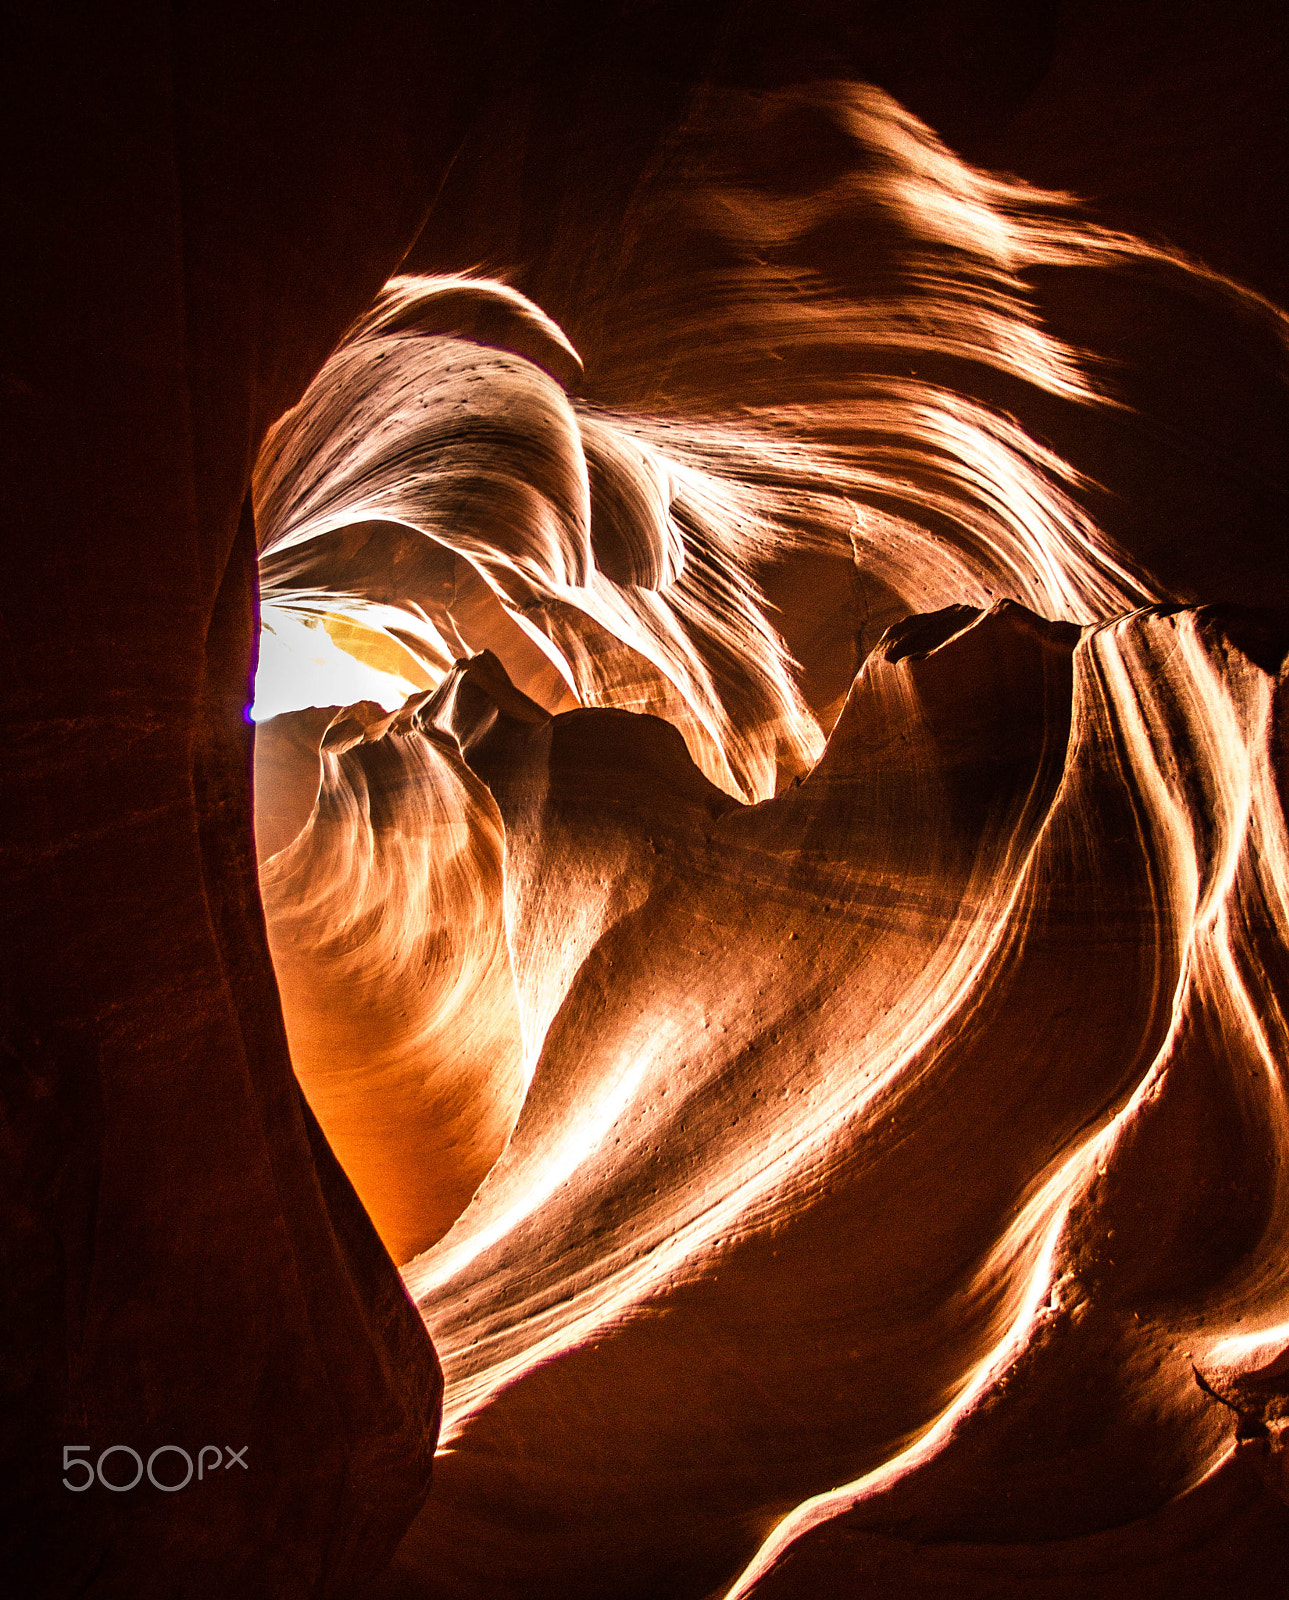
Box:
left=250, top=85, right=1289, bottom=1600
left=6, top=9, right=1289, bottom=1599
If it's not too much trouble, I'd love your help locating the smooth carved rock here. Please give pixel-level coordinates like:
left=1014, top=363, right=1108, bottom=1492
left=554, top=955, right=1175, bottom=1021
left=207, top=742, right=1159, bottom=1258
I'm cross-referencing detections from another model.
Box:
left=250, top=57, right=1289, bottom=1599
left=9, top=6, right=1289, bottom=1599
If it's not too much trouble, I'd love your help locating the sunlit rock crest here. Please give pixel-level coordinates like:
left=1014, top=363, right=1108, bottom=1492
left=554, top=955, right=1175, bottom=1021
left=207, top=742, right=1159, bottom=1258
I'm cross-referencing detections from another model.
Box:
left=250, top=84, right=1289, bottom=1597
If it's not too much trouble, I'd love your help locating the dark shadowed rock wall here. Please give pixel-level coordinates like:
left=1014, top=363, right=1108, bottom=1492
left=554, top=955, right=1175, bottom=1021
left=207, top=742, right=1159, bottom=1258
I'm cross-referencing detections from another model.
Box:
left=0, top=5, right=500, bottom=1594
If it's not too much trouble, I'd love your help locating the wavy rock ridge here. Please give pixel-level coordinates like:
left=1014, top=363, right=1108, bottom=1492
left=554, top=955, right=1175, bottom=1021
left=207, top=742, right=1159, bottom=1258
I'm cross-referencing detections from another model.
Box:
left=250, top=83, right=1289, bottom=1598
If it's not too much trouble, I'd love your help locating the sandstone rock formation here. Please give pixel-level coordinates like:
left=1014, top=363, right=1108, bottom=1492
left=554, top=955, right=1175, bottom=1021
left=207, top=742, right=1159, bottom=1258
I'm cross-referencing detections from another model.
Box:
left=5, top=6, right=1288, bottom=1599
left=250, top=73, right=1289, bottom=1600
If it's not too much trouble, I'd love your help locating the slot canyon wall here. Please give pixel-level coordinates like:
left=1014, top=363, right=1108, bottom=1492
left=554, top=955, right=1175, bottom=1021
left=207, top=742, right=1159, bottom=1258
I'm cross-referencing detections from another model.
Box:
left=3, top=5, right=1289, bottom=1598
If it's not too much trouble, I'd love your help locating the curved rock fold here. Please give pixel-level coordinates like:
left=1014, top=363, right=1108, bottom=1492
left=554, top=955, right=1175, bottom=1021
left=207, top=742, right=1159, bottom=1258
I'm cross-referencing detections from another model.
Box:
left=246, top=75, right=1289, bottom=1600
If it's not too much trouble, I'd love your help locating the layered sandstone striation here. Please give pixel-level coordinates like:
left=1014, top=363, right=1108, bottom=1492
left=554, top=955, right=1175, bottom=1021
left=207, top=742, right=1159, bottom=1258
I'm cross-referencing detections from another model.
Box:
left=7, top=8, right=1288, bottom=1599
left=249, top=80, right=1289, bottom=1600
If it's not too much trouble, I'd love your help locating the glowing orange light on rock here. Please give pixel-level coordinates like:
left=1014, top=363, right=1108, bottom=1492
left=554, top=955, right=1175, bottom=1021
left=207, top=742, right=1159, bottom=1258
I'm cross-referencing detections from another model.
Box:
left=247, top=77, right=1289, bottom=1600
